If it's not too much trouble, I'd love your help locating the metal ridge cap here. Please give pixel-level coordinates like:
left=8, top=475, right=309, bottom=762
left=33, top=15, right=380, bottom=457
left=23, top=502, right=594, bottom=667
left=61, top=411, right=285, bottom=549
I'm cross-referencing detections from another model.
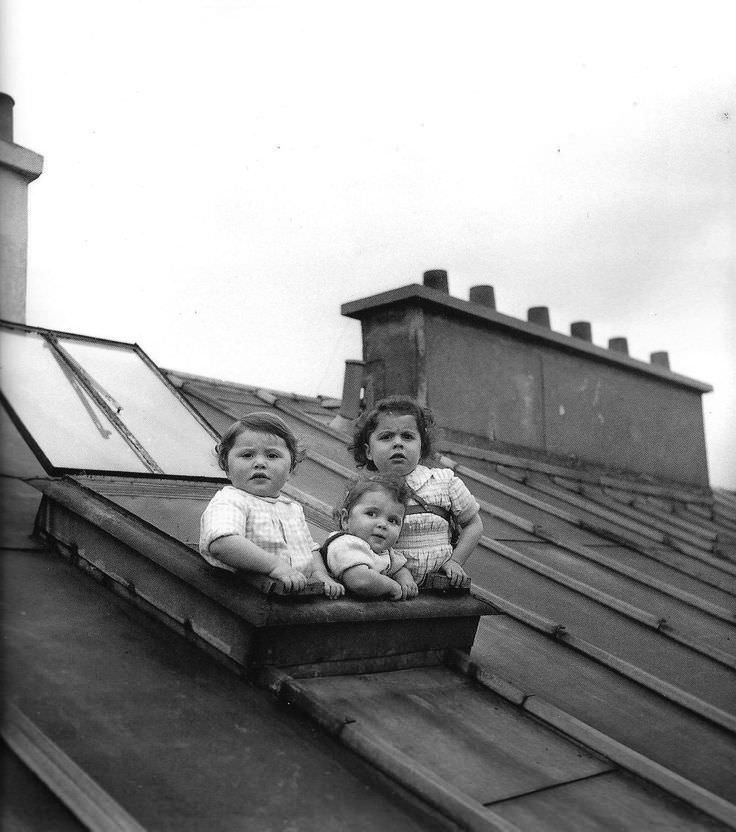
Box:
left=340, top=284, right=712, bottom=393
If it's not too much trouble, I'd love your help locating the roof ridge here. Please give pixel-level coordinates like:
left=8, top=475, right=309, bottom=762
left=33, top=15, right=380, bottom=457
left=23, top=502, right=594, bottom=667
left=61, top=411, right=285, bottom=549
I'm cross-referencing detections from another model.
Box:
left=163, top=368, right=341, bottom=409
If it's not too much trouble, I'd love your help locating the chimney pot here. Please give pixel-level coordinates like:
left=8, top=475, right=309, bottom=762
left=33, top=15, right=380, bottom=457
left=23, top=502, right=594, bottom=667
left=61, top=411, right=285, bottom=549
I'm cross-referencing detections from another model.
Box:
left=650, top=351, right=670, bottom=369
left=338, top=359, right=364, bottom=420
left=0, top=92, right=14, bottom=141
left=608, top=337, right=629, bottom=355
left=423, top=269, right=449, bottom=293
left=469, top=285, right=496, bottom=309
left=570, top=321, right=593, bottom=342
left=528, top=306, right=551, bottom=328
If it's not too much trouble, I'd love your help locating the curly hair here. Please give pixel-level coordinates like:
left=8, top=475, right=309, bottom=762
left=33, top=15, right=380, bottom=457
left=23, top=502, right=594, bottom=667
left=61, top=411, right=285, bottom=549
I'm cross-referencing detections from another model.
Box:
left=333, top=474, right=413, bottom=523
left=350, top=395, right=435, bottom=470
left=216, top=412, right=305, bottom=473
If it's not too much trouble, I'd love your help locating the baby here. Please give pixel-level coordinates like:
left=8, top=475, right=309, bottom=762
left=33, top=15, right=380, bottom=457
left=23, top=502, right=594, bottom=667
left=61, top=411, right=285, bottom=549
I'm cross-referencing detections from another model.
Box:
left=321, top=476, right=419, bottom=600
left=199, top=412, right=343, bottom=597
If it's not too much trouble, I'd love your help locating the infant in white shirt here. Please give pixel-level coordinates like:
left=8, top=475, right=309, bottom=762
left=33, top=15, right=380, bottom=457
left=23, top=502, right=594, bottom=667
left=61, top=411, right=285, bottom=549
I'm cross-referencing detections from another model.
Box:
left=320, top=476, right=419, bottom=601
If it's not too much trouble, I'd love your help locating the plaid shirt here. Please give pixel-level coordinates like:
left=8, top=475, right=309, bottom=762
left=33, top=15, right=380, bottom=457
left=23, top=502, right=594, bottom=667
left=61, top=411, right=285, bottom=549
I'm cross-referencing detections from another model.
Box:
left=199, top=485, right=316, bottom=574
left=396, top=465, right=480, bottom=585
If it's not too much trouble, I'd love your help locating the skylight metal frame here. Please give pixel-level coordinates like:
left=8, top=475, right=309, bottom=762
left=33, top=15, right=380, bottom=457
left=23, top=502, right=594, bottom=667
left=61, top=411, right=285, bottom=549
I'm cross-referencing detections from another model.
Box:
left=0, top=319, right=227, bottom=481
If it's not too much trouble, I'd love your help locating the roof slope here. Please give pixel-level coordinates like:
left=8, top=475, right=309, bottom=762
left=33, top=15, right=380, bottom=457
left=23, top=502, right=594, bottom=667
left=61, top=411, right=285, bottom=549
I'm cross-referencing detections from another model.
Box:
left=2, top=341, right=734, bottom=829
left=2, top=542, right=447, bottom=831
left=167, top=369, right=736, bottom=816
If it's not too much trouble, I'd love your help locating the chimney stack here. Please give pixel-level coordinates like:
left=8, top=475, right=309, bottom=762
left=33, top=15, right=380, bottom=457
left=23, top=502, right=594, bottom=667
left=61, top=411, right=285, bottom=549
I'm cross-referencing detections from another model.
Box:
left=651, top=351, right=670, bottom=370
left=342, top=276, right=711, bottom=486
left=0, top=92, right=44, bottom=325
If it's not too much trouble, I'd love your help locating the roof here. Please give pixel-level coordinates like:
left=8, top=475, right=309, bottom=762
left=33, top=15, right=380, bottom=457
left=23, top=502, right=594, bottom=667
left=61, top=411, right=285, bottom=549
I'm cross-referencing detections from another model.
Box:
left=164, top=367, right=342, bottom=425
left=2, top=320, right=734, bottom=830
left=170, top=370, right=736, bottom=793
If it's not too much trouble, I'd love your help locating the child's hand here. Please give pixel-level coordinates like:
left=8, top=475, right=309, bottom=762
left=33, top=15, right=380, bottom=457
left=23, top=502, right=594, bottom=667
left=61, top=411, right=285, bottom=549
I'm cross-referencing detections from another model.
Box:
left=268, top=563, right=307, bottom=593
left=441, top=559, right=468, bottom=587
left=321, top=575, right=345, bottom=599
left=396, top=575, right=419, bottom=599
left=388, top=581, right=405, bottom=601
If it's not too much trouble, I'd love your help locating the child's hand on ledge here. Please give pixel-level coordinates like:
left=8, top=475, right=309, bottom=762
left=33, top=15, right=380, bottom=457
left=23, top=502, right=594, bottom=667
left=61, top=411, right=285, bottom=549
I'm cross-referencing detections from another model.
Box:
left=268, top=563, right=307, bottom=593
left=387, top=581, right=405, bottom=601
left=394, top=569, right=419, bottom=599
left=440, top=559, right=468, bottom=588
left=321, top=574, right=346, bottom=599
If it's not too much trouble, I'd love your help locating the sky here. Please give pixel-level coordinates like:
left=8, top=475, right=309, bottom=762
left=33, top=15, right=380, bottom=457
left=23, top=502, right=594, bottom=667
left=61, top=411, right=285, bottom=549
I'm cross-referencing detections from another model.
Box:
left=2, top=0, right=735, bottom=486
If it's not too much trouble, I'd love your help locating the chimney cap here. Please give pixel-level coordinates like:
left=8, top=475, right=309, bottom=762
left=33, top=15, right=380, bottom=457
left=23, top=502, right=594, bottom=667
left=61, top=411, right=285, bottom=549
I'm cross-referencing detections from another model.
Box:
left=608, top=337, right=629, bottom=355
left=570, top=321, right=593, bottom=342
left=423, top=269, right=449, bottom=293
left=469, top=284, right=496, bottom=309
left=527, top=306, right=551, bottom=328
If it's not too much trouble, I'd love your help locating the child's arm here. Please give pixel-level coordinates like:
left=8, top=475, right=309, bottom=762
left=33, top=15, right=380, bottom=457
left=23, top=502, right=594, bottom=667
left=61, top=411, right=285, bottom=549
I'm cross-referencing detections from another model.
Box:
left=209, top=535, right=307, bottom=593
left=341, top=565, right=404, bottom=600
left=392, top=566, right=419, bottom=599
left=310, top=548, right=345, bottom=599
left=441, top=512, right=483, bottom=586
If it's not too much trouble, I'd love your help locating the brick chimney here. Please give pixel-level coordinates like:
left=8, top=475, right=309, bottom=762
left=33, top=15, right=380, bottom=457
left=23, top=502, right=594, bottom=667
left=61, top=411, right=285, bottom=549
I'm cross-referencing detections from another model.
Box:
left=341, top=272, right=712, bottom=487
left=0, top=93, right=44, bottom=324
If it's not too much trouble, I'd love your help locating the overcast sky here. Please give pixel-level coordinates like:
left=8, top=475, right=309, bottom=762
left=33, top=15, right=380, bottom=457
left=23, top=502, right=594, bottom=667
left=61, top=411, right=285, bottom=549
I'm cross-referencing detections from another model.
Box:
left=2, top=0, right=734, bottom=486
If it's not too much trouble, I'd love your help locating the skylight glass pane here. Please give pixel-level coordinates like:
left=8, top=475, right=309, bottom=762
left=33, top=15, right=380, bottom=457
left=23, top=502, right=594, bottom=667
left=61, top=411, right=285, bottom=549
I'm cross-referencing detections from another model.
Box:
left=0, top=328, right=149, bottom=472
left=57, top=337, right=223, bottom=478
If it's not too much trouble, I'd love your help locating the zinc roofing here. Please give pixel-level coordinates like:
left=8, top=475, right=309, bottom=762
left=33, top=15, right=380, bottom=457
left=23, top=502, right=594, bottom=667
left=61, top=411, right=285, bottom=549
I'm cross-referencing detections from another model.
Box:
left=166, top=368, right=736, bottom=816
left=1, top=320, right=734, bottom=830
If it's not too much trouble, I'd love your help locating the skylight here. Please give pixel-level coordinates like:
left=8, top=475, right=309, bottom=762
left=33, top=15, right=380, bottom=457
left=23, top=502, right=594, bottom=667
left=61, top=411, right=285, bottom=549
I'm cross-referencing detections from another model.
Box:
left=0, top=321, right=225, bottom=479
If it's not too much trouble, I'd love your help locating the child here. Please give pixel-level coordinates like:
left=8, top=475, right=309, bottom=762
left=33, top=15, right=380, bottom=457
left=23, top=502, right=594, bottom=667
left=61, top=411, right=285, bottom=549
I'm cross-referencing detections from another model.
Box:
left=352, top=396, right=483, bottom=589
left=321, top=476, right=418, bottom=600
left=199, top=412, right=344, bottom=598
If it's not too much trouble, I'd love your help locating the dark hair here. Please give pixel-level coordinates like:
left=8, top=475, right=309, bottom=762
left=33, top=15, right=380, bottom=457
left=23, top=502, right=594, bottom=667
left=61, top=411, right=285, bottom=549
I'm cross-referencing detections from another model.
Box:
left=351, top=395, right=435, bottom=470
left=333, top=475, right=412, bottom=522
left=216, top=412, right=304, bottom=473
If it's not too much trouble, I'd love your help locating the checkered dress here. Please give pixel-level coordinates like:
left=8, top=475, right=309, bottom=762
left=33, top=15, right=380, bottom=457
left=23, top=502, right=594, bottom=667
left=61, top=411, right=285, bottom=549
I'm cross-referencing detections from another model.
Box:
left=395, top=465, right=480, bottom=585
left=199, top=485, right=316, bottom=574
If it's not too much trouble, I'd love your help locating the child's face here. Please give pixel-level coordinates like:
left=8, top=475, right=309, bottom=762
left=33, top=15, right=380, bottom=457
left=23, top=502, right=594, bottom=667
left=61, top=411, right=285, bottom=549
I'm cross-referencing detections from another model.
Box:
left=340, top=489, right=405, bottom=554
left=226, top=429, right=292, bottom=498
left=365, top=413, right=422, bottom=477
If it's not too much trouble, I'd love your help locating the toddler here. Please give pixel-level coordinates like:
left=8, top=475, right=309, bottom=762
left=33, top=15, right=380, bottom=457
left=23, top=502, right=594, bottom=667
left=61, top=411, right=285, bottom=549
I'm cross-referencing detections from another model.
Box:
left=352, top=396, right=483, bottom=588
left=199, top=412, right=344, bottom=598
left=321, top=476, right=418, bottom=600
